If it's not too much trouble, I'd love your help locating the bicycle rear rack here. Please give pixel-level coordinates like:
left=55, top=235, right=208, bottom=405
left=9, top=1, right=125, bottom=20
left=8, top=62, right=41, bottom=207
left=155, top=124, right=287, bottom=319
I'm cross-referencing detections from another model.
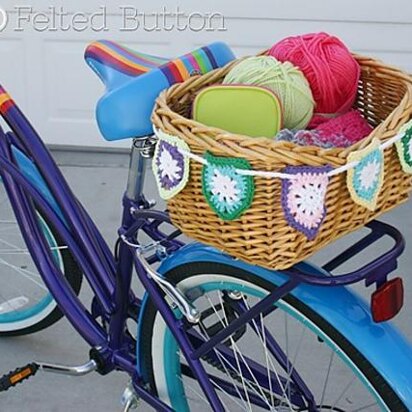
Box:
left=286, top=220, right=405, bottom=287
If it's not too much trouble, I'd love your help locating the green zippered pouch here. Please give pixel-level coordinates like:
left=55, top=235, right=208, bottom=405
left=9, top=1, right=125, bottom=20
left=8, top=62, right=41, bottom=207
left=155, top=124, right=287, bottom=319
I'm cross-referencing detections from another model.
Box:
left=193, top=85, right=283, bottom=138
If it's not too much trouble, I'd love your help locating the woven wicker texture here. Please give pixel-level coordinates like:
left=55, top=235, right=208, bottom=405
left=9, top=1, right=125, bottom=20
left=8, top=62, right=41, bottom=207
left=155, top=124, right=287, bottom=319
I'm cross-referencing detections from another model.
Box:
left=152, top=54, right=412, bottom=270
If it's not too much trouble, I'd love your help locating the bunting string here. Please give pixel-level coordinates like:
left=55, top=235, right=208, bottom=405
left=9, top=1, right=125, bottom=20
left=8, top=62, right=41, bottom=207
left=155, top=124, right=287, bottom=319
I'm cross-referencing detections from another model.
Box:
left=152, top=121, right=412, bottom=236
left=153, top=125, right=409, bottom=181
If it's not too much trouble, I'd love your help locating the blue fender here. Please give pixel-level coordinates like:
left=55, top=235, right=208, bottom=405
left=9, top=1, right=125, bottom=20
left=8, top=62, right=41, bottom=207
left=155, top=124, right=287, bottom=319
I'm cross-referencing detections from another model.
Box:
left=10, top=145, right=63, bottom=220
left=156, top=242, right=412, bottom=408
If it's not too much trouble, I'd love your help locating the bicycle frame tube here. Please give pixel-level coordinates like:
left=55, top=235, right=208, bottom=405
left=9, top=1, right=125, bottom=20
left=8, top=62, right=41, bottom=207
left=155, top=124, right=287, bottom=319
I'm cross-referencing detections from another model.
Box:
left=0, top=130, right=107, bottom=345
left=1, top=103, right=118, bottom=295
left=0, top=98, right=139, bottom=363
left=108, top=138, right=153, bottom=349
left=0, top=97, right=176, bottom=408
left=118, top=141, right=230, bottom=410
left=132, top=252, right=227, bottom=411
left=126, top=139, right=148, bottom=201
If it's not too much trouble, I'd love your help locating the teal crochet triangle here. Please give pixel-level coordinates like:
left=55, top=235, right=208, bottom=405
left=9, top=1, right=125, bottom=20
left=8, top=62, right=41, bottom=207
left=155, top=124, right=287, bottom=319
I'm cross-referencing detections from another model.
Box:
left=202, top=152, right=255, bottom=221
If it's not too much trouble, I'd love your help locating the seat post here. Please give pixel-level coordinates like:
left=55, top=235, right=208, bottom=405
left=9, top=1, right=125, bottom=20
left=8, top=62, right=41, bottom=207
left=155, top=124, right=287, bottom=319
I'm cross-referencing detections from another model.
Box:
left=125, top=137, right=156, bottom=201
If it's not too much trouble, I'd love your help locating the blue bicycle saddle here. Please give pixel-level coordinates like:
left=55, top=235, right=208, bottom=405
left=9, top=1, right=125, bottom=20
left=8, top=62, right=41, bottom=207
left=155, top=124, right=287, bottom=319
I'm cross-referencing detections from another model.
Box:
left=85, top=40, right=236, bottom=141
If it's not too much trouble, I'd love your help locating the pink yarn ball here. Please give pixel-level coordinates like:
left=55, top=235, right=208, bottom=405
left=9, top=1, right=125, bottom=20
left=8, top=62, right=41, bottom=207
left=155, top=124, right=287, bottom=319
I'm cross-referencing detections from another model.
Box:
left=269, top=32, right=360, bottom=127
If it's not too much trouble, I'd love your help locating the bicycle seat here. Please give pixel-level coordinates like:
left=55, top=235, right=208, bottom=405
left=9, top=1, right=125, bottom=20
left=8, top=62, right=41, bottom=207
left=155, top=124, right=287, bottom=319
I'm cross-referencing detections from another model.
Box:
left=85, top=41, right=236, bottom=141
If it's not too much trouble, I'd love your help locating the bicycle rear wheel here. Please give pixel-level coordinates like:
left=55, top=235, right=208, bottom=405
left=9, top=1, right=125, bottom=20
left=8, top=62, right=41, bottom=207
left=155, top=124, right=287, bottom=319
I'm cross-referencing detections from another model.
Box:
left=0, top=180, right=82, bottom=336
left=139, top=262, right=406, bottom=411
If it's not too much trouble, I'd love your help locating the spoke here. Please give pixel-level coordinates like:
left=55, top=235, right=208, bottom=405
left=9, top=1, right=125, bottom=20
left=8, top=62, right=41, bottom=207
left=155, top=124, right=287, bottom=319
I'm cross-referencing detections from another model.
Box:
left=217, top=294, right=284, bottom=408
left=209, top=381, right=231, bottom=411
left=215, top=293, right=271, bottom=408
left=0, top=256, right=47, bottom=290
left=212, top=293, right=253, bottom=410
left=0, top=246, right=68, bottom=255
left=243, top=297, right=286, bottom=405
left=231, top=337, right=253, bottom=410
left=0, top=256, right=43, bottom=280
left=284, top=311, right=291, bottom=402
left=319, top=350, right=335, bottom=409
left=200, top=294, right=275, bottom=410
left=0, top=234, right=67, bottom=256
left=330, top=375, right=356, bottom=409
left=285, top=324, right=307, bottom=400
left=210, top=377, right=253, bottom=411
left=177, top=374, right=210, bottom=405
left=352, top=401, right=379, bottom=411
left=177, top=285, right=381, bottom=412
left=0, top=222, right=18, bottom=228
left=0, top=250, right=31, bottom=255
left=213, top=342, right=279, bottom=409
left=242, top=296, right=294, bottom=410
left=196, top=323, right=251, bottom=411
left=179, top=367, right=249, bottom=412
left=260, top=313, right=275, bottom=409
left=50, top=246, right=68, bottom=252
left=0, top=237, right=27, bottom=251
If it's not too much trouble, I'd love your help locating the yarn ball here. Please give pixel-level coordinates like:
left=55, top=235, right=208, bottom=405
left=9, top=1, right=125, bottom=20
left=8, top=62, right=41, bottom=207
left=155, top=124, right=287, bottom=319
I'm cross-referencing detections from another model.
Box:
left=275, top=110, right=372, bottom=148
left=223, top=56, right=314, bottom=130
left=269, top=32, right=360, bottom=127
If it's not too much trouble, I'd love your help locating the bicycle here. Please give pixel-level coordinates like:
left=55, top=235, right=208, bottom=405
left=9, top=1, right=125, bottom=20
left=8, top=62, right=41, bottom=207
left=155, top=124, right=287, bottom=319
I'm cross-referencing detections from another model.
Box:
left=0, top=40, right=411, bottom=412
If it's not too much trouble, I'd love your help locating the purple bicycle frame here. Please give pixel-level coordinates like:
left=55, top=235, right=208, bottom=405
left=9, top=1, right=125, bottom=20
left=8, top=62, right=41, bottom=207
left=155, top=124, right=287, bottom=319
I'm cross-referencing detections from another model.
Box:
left=0, top=93, right=406, bottom=412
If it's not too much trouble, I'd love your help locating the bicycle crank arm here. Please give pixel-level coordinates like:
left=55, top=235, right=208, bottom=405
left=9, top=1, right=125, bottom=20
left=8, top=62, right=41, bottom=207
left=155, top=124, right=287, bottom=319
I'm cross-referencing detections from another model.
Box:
left=37, top=359, right=98, bottom=376
left=0, top=359, right=97, bottom=393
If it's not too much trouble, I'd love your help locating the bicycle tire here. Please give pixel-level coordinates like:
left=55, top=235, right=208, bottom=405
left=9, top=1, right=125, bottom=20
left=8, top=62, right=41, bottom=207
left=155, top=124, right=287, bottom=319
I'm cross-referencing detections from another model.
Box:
left=0, top=211, right=82, bottom=337
left=139, top=262, right=406, bottom=411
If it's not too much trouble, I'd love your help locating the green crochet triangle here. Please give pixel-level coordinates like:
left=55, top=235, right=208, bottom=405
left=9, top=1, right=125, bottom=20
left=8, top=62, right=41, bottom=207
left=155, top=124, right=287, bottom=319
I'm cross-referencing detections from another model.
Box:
left=396, top=125, right=412, bottom=174
left=202, top=152, right=255, bottom=221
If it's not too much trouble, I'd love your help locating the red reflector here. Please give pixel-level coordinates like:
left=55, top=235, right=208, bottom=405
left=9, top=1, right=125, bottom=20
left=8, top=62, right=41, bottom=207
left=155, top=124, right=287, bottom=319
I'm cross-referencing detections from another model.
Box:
left=371, top=277, right=404, bottom=323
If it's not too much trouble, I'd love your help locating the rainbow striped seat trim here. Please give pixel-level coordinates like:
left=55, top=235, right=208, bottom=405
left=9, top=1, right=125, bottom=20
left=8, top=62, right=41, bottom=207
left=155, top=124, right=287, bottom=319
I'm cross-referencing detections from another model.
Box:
left=0, top=87, right=15, bottom=114
left=85, top=40, right=169, bottom=77
left=85, top=40, right=220, bottom=84
left=159, top=45, right=219, bottom=85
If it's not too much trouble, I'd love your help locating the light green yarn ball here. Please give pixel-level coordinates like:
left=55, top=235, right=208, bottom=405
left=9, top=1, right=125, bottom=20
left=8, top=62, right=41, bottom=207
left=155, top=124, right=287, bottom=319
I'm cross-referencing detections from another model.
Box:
left=223, top=56, right=315, bottom=130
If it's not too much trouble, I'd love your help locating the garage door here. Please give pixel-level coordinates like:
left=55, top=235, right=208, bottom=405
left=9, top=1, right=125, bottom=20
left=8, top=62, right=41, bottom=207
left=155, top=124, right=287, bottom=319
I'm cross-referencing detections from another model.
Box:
left=0, top=0, right=411, bottom=149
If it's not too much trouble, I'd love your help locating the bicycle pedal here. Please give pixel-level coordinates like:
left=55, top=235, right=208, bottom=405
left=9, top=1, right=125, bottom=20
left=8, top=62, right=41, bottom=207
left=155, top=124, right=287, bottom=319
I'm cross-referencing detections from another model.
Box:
left=0, top=363, right=39, bottom=392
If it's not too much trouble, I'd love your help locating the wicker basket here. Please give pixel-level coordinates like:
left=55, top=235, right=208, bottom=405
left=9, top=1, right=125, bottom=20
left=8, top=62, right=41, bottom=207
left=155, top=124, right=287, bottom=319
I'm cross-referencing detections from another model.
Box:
left=152, top=54, right=412, bottom=270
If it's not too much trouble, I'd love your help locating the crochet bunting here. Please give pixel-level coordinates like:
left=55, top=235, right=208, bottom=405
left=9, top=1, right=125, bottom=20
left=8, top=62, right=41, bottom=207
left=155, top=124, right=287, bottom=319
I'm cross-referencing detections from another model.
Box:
left=347, top=138, right=384, bottom=211
left=281, top=165, right=332, bottom=240
left=395, top=121, right=412, bottom=174
left=152, top=130, right=190, bottom=200
left=202, top=152, right=254, bottom=221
